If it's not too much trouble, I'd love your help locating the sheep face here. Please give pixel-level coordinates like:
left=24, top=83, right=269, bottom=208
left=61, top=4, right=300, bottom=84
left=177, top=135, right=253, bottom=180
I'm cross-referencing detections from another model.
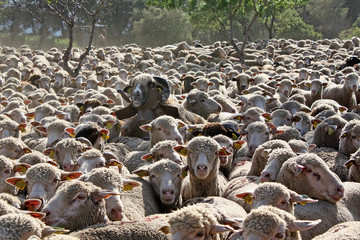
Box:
left=245, top=123, right=272, bottom=156
left=344, top=73, right=359, bottom=93
left=50, top=138, right=86, bottom=171
left=8, top=109, right=27, bottom=124
left=270, top=110, right=292, bottom=128
left=0, top=143, right=29, bottom=159
left=148, top=160, right=183, bottom=206
left=42, top=181, right=114, bottom=231
left=185, top=91, right=222, bottom=119
left=76, top=152, right=106, bottom=173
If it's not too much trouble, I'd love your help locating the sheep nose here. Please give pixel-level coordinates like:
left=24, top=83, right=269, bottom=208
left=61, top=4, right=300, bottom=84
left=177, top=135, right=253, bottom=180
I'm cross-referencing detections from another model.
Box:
left=197, top=164, right=207, bottom=171
left=162, top=190, right=174, bottom=195
left=63, top=163, right=74, bottom=171
left=260, top=172, right=271, bottom=183
left=249, top=145, right=257, bottom=154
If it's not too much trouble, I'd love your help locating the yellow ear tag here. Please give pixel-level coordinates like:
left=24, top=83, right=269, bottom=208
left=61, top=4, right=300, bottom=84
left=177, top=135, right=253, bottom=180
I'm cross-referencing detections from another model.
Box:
left=313, top=122, right=319, bottom=129
left=328, top=127, right=335, bottom=135
left=135, top=170, right=148, bottom=178
left=19, top=165, right=27, bottom=174
left=345, top=161, right=354, bottom=169
left=70, top=134, right=75, bottom=138
left=232, top=133, right=238, bottom=140
left=233, top=142, right=242, bottom=150
left=65, top=176, right=73, bottom=181
left=300, top=195, right=309, bottom=205
left=181, top=170, right=188, bottom=178
left=102, top=132, right=109, bottom=141
left=52, top=227, right=68, bottom=234
left=187, top=128, right=193, bottom=132
left=122, top=183, right=133, bottom=191
left=106, top=123, right=113, bottom=129
left=178, top=148, right=188, bottom=157
left=24, top=149, right=31, bottom=153
left=159, top=226, right=170, bottom=234
left=243, top=194, right=254, bottom=204
left=15, top=180, right=26, bottom=190
left=19, top=126, right=26, bottom=133
left=145, top=155, right=153, bottom=161
left=80, top=105, right=84, bottom=113
left=49, top=150, right=55, bottom=159
left=117, top=124, right=121, bottom=130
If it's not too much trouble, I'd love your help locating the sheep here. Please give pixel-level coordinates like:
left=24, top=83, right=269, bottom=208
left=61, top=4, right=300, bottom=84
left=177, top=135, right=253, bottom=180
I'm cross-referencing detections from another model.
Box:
left=183, top=90, right=222, bottom=119
left=44, top=138, right=91, bottom=171
left=0, top=156, right=30, bottom=194
left=0, top=193, right=21, bottom=208
left=141, top=140, right=184, bottom=164
left=0, top=137, right=31, bottom=159
left=312, top=221, right=360, bottom=240
left=236, top=121, right=278, bottom=158
left=0, top=213, right=69, bottom=240
left=41, top=180, right=118, bottom=231
left=212, top=94, right=237, bottom=113
left=271, top=125, right=302, bottom=142
left=18, top=150, right=58, bottom=167
left=288, top=139, right=315, bottom=154
left=259, top=148, right=297, bottom=183
left=322, top=72, right=358, bottom=109
left=228, top=73, right=252, bottom=98
left=245, top=139, right=292, bottom=178
left=275, top=153, right=344, bottom=203
left=7, top=108, right=27, bottom=124
left=174, top=136, right=231, bottom=202
left=191, top=77, right=214, bottom=92
left=165, top=203, right=236, bottom=240
left=237, top=94, right=268, bottom=112
left=133, top=159, right=187, bottom=213
left=266, top=109, right=293, bottom=127
left=292, top=111, right=312, bottom=135
left=6, top=163, right=82, bottom=208
left=80, top=168, right=140, bottom=221
left=75, top=148, right=111, bottom=173
left=0, top=118, right=24, bottom=139
left=237, top=205, right=321, bottom=240
left=311, top=115, right=347, bottom=150
left=70, top=221, right=168, bottom=240
left=339, top=119, right=360, bottom=157
left=344, top=148, right=360, bottom=182
left=235, top=182, right=318, bottom=214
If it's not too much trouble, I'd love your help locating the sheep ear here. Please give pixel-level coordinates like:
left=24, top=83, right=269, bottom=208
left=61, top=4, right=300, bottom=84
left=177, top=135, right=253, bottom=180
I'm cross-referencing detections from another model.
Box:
left=23, top=147, right=32, bottom=154
left=142, top=153, right=155, bottom=162
left=292, top=116, right=302, bottom=122
left=22, top=211, right=46, bottom=220
left=210, top=224, right=234, bottom=234
left=65, top=127, right=76, bottom=137
left=235, top=192, right=254, bottom=204
left=289, top=191, right=318, bottom=205
left=132, top=167, right=149, bottom=178
left=300, top=107, right=311, bottom=113
left=289, top=219, right=321, bottom=232
left=60, top=172, right=82, bottom=181
left=43, top=148, right=55, bottom=158
left=122, top=179, right=140, bottom=191
left=262, top=113, right=271, bottom=121
left=13, top=163, right=31, bottom=174
left=311, top=119, right=322, bottom=128
left=159, top=226, right=170, bottom=234
left=34, top=126, right=47, bottom=136
left=47, top=160, right=60, bottom=168
left=308, top=144, right=316, bottom=150
left=233, top=140, right=245, bottom=151
left=105, top=120, right=115, bottom=129
left=31, top=121, right=40, bottom=127
left=25, top=112, right=34, bottom=119
left=190, top=82, right=197, bottom=87
left=106, top=160, right=123, bottom=171
left=323, top=124, right=337, bottom=135
left=344, top=159, right=356, bottom=169
left=339, top=106, right=348, bottom=113
left=6, top=176, right=27, bottom=190
left=218, top=147, right=232, bottom=156
left=100, top=129, right=109, bottom=140
left=208, top=82, right=214, bottom=86
left=23, top=199, right=42, bottom=211
left=266, top=122, right=277, bottom=135
left=181, top=165, right=189, bottom=178
left=42, top=226, right=70, bottom=238
left=18, top=124, right=26, bottom=133
left=94, top=190, right=120, bottom=202
left=140, top=124, right=152, bottom=132
left=290, top=163, right=306, bottom=176
left=178, top=121, right=186, bottom=129
left=173, top=146, right=188, bottom=157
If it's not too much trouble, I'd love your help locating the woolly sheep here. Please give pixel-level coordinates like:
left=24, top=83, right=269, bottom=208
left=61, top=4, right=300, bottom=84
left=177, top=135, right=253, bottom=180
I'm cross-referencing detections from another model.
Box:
left=312, top=221, right=360, bottom=240
left=322, top=73, right=358, bottom=109
left=141, top=140, right=184, bottom=165
left=174, top=136, right=231, bottom=202
left=166, top=203, right=236, bottom=240
left=288, top=139, right=315, bottom=154
left=183, top=90, right=222, bottom=119
left=133, top=159, right=187, bottom=213
left=6, top=163, right=82, bottom=207
left=0, top=193, right=21, bottom=208
left=339, top=119, right=360, bottom=157
left=0, top=156, right=30, bottom=194
left=0, top=213, right=68, bottom=240
left=80, top=168, right=140, bottom=221
left=41, top=180, right=117, bottom=231
left=0, top=118, right=23, bottom=139
left=276, top=153, right=344, bottom=203
left=238, top=205, right=320, bottom=240
left=0, top=137, right=31, bottom=159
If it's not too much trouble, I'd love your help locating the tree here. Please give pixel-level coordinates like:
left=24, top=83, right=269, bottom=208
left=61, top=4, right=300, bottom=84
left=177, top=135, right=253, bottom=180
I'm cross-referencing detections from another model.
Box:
left=43, top=0, right=109, bottom=77
left=148, top=0, right=309, bottom=63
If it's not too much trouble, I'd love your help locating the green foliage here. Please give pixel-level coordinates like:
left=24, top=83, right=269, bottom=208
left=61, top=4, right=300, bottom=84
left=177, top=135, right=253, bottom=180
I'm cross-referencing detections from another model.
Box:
left=275, top=8, right=322, bottom=40
left=339, top=17, right=360, bottom=39
left=302, top=0, right=349, bottom=38
left=131, top=6, right=193, bottom=47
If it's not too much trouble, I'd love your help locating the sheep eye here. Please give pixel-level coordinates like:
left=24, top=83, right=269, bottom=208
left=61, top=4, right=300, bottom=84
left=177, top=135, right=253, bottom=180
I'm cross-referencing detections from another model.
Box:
left=150, top=174, right=155, bottom=179
left=281, top=200, right=288, bottom=205
left=53, top=178, right=60, bottom=184
left=3, top=169, right=11, bottom=174
left=200, top=99, right=205, bottom=103
left=196, top=231, right=204, bottom=237
left=77, top=194, right=86, bottom=200
left=352, top=136, right=357, bottom=139
left=313, top=173, right=320, bottom=180
left=157, top=128, right=162, bottom=131
left=158, top=154, right=164, bottom=158
left=275, top=233, right=284, bottom=238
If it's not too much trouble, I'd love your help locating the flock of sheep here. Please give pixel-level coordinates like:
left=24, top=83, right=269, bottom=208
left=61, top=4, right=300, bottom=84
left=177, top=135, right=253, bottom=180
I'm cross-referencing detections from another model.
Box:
left=0, top=36, right=360, bottom=240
